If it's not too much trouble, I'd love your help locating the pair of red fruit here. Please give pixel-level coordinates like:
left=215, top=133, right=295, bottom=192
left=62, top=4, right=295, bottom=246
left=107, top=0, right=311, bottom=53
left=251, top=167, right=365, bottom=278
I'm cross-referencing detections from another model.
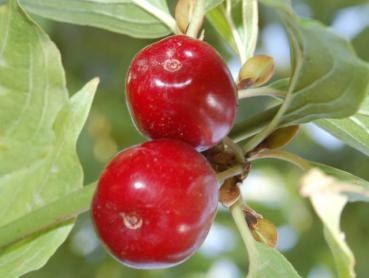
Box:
left=91, top=35, right=238, bottom=269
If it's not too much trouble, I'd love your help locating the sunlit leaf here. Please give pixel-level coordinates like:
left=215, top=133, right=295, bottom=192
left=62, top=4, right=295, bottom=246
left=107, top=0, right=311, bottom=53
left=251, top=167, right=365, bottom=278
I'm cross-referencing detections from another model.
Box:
left=207, top=4, right=238, bottom=54
left=20, top=0, right=172, bottom=38
left=19, top=0, right=223, bottom=38
left=301, top=166, right=369, bottom=278
left=0, top=1, right=98, bottom=276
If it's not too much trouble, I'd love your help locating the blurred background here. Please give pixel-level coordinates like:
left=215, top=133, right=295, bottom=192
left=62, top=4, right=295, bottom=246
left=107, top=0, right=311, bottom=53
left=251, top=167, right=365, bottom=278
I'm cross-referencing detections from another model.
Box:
left=24, top=0, right=369, bottom=277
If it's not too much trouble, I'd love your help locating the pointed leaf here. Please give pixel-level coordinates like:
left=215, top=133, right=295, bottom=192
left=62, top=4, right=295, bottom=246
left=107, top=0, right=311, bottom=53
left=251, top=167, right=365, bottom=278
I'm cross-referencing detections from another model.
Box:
left=207, top=5, right=238, bottom=54
left=301, top=166, right=369, bottom=278
left=0, top=1, right=98, bottom=276
left=19, top=0, right=171, bottom=38
left=18, top=0, right=223, bottom=38
left=248, top=242, right=301, bottom=278
left=316, top=96, right=369, bottom=157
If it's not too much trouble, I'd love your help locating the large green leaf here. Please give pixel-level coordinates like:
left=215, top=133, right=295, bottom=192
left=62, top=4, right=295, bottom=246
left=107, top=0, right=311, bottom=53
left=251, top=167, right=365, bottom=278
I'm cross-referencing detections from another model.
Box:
left=280, top=19, right=369, bottom=123
left=0, top=0, right=98, bottom=277
left=301, top=165, right=369, bottom=278
left=19, top=0, right=224, bottom=38
left=231, top=1, right=369, bottom=142
left=316, top=96, right=369, bottom=157
left=19, top=0, right=172, bottom=38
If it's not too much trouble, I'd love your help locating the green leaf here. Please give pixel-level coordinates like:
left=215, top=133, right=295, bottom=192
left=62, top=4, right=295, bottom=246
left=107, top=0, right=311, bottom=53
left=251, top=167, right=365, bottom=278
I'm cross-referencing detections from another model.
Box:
left=248, top=242, right=301, bottom=277
left=231, top=2, right=369, bottom=142
left=206, top=0, right=224, bottom=10
left=281, top=18, right=369, bottom=122
left=0, top=182, right=97, bottom=250
left=207, top=5, right=238, bottom=54
left=306, top=0, right=368, bottom=24
left=206, top=0, right=258, bottom=62
left=19, top=0, right=172, bottom=38
left=0, top=1, right=98, bottom=276
left=18, top=0, right=223, bottom=38
left=301, top=166, right=369, bottom=278
left=259, top=0, right=291, bottom=10
left=352, top=27, right=369, bottom=62
left=316, top=103, right=369, bottom=157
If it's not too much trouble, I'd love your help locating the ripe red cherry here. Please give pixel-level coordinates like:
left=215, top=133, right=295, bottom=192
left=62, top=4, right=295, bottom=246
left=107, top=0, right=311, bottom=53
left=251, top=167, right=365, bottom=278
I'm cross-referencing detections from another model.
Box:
left=126, top=35, right=237, bottom=151
left=91, top=139, right=218, bottom=269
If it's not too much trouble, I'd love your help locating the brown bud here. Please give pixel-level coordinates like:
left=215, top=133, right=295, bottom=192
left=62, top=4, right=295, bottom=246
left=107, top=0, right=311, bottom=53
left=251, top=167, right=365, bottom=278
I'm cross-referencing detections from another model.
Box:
left=244, top=207, right=278, bottom=248
left=175, top=0, right=196, bottom=33
left=264, top=125, right=300, bottom=149
left=250, top=218, right=278, bottom=248
left=203, top=143, right=236, bottom=172
left=219, top=178, right=241, bottom=207
left=238, top=55, right=275, bottom=89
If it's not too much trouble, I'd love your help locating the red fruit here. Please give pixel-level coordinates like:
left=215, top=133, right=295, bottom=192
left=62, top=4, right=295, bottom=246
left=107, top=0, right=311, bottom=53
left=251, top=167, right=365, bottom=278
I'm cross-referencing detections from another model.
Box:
left=91, top=139, right=218, bottom=269
left=126, top=35, right=237, bottom=151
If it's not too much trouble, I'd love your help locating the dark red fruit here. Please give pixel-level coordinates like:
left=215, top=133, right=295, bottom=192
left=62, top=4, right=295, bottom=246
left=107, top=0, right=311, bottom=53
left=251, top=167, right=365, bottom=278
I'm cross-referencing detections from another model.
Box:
left=126, top=35, right=237, bottom=151
left=91, top=139, right=218, bottom=269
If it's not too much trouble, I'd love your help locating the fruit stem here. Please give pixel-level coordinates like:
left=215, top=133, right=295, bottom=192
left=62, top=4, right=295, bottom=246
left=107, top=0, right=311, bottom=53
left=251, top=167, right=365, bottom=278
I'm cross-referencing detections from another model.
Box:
left=238, top=87, right=287, bottom=99
left=248, top=149, right=312, bottom=171
left=216, top=164, right=244, bottom=183
left=230, top=199, right=257, bottom=272
left=223, top=136, right=246, bottom=163
left=132, top=0, right=178, bottom=34
left=186, top=0, right=205, bottom=38
left=224, top=0, right=247, bottom=63
left=0, top=182, right=97, bottom=250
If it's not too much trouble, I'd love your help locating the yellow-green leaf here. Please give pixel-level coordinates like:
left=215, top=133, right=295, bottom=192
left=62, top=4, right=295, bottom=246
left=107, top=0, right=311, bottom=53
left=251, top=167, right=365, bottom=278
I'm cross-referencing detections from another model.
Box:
left=0, top=1, right=98, bottom=276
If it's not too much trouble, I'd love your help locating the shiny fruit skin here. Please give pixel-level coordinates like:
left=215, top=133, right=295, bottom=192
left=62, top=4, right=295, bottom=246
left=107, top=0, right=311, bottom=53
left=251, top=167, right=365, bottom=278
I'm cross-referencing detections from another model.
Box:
left=91, top=139, right=218, bottom=269
left=126, top=35, right=237, bottom=151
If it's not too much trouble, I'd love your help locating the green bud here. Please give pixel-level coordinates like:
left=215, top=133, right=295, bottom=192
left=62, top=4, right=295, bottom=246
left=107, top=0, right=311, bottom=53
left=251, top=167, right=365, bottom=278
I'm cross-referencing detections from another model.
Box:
left=238, top=55, right=275, bottom=89
left=264, top=125, right=300, bottom=149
